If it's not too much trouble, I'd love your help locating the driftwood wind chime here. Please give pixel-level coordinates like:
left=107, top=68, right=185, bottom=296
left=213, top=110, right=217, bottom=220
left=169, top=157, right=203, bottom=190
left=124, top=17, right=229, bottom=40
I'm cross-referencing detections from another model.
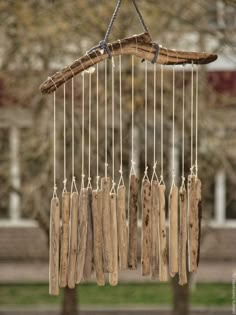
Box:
left=40, top=0, right=217, bottom=295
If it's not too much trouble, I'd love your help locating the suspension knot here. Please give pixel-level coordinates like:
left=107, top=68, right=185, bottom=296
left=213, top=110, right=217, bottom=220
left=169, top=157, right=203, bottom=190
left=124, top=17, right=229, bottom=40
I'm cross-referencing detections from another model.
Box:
left=99, top=40, right=112, bottom=58
left=151, top=43, right=160, bottom=64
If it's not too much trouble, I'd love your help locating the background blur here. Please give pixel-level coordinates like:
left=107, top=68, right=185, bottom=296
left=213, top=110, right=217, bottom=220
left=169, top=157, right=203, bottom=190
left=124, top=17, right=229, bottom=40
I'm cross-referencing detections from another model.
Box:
left=0, top=0, right=235, bottom=315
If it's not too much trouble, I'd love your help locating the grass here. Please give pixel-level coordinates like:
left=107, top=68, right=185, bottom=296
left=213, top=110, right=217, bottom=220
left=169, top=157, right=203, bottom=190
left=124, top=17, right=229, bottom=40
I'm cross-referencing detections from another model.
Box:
left=0, top=283, right=231, bottom=307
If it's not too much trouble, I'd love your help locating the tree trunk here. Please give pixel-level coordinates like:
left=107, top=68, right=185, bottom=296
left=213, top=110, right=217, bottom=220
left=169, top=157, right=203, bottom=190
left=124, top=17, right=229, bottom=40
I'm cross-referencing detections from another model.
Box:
left=62, top=287, right=78, bottom=315
left=172, top=275, right=189, bottom=315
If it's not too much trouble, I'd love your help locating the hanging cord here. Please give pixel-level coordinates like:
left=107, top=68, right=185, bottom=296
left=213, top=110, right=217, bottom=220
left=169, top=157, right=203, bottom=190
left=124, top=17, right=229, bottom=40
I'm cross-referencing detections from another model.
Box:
left=130, top=55, right=136, bottom=176
left=87, top=71, right=92, bottom=189
left=111, top=57, right=116, bottom=194
left=105, top=59, right=108, bottom=178
left=71, top=77, right=78, bottom=193
left=63, top=84, right=67, bottom=193
left=190, top=62, right=195, bottom=176
left=195, top=64, right=199, bottom=178
left=87, top=0, right=159, bottom=61
left=181, top=65, right=186, bottom=187
left=160, top=65, right=165, bottom=185
left=171, top=65, right=176, bottom=188
left=96, top=64, right=100, bottom=191
left=118, top=54, right=124, bottom=188
left=151, top=63, right=158, bottom=182
left=81, top=73, right=85, bottom=189
left=143, top=60, right=149, bottom=182
left=53, top=91, right=57, bottom=198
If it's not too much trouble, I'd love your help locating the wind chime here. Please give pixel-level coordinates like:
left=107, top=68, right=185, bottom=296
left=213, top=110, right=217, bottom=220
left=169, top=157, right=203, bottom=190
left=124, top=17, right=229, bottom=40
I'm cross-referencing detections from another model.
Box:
left=39, top=0, right=217, bottom=295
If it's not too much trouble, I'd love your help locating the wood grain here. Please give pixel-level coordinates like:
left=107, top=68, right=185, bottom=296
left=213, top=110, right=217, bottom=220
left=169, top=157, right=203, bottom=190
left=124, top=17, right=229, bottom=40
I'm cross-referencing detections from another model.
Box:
left=179, top=184, right=187, bottom=285
left=59, top=191, right=70, bottom=288
left=40, top=33, right=217, bottom=94
left=76, top=188, right=87, bottom=284
left=141, top=179, right=151, bottom=276
left=169, top=185, right=179, bottom=278
left=68, top=192, right=79, bottom=289
left=101, top=177, right=113, bottom=273
left=158, top=184, right=168, bottom=282
left=92, top=190, right=105, bottom=286
left=188, top=175, right=198, bottom=273
left=109, top=193, right=118, bottom=286
left=128, top=174, right=139, bottom=270
left=83, top=187, right=93, bottom=281
left=195, top=178, right=202, bottom=267
left=117, top=185, right=128, bottom=270
left=49, top=197, right=60, bottom=296
left=151, top=180, right=159, bottom=279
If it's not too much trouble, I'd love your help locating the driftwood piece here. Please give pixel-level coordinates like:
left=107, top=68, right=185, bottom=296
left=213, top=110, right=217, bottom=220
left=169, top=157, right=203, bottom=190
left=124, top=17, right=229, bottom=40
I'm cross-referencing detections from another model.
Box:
left=68, top=192, right=79, bottom=289
left=109, top=193, right=118, bottom=286
left=151, top=180, right=159, bottom=279
left=92, top=189, right=105, bottom=286
left=188, top=175, right=198, bottom=273
left=40, top=32, right=217, bottom=94
left=59, top=191, right=70, bottom=288
left=76, top=188, right=87, bottom=284
left=141, top=179, right=151, bottom=276
left=169, top=185, right=179, bottom=278
left=117, top=185, right=128, bottom=270
left=101, top=177, right=113, bottom=273
left=158, top=184, right=168, bottom=282
left=179, top=184, right=187, bottom=286
left=49, top=197, right=60, bottom=296
left=83, top=187, right=93, bottom=281
left=195, top=178, right=202, bottom=267
left=128, top=174, right=139, bottom=270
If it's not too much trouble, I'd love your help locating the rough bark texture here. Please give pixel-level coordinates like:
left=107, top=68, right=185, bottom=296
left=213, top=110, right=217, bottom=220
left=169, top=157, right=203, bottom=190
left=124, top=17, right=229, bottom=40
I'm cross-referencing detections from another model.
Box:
left=92, top=189, right=105, bottom=286
left=128, top=174, right=139, bottom=270
left=151, top=180, right=159, bottom=279
left=83, top=187, right=93, bottom=281
left=169, top=185, right=179, bottom=278
left=76, top=188, right=87, bottom=284
left=158, top=184, right=168, bottom=282
left=101, top=177, right=113, bottom=273
left=188, top=175, right=198, bottom=273
left=117, top=185, right=128, bottom=270
left=62, top=287, right=78, bottom=315
left=68, top=192, right=79, bottom=289
left=109, top=193, right=118, bottom=286
left=40, top=32, right=217, bottom=94
left=49, top=197, right=60, bottom=296
left=60, top=191, right=70, bottom=288
left=141, top=179, right=151, bottom=276
left=179, top=184, right=187, bottom=286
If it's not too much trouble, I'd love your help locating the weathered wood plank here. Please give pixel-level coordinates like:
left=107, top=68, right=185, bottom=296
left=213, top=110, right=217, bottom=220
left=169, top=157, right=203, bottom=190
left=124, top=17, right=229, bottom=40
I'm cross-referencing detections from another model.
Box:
left=158, top=184, right=168, bottom=282
left=141, top=179, right=151, bottom=276
left=76, top=188, right=87, bottom=284
left=68, top=192, right=79, bottom=289
left=59, top=191, right=70, bottom=288
left=128, top=174, right=139, bottom=270
left=179, top=184, right=187, bottom=285
left=92, top=189, right=105, bottom=286
left=151, top=180, right=159, bottom=279
left=83, top=187, right=93, bottom=281
left=188, top=175, right=198, bottom=273
left=169, top=185, right=179, bottom=278
left=117, top=185, right=128, bottom=270
left=109, top=193, right=118, bottom=286
left=40, top=33, right=217, bottom=94
left=101, top=177, right=113, bottom=273
left=49, top=197, right=60, bottom=296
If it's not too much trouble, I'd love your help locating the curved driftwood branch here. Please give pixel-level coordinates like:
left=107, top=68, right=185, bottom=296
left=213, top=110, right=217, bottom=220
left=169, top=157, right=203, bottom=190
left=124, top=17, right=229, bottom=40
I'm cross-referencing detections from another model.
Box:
left=40, top=32, right=217, bottom=94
